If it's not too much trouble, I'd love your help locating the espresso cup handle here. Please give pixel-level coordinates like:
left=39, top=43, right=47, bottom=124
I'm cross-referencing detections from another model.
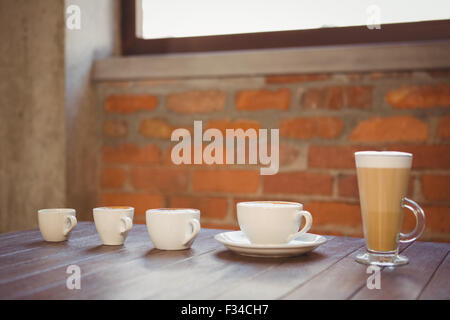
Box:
left=183, top=219, right=200, bottom=245
left=287, top=210, right=313, bottom=242
left=120, top=216, right=133, bottom=234
left=63, top=215, right=77, bottom=236
left=399, top=197, right=425, bottom=243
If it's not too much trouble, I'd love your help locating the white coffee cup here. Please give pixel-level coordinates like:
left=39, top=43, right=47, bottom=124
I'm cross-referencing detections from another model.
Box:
left=93, top=206, right=134, bottom=245
left=237, top=201, right=313, bottom=245
left=146, top=208, right=201, bottom=250
left=38, top=208, right=77, bottom=242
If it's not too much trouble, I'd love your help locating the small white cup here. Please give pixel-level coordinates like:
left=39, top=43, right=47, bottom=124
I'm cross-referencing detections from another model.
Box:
left=38, top=208, right=77, bottom=242
left=146, top=208, right=201, bottom=250
left=237, top=201, right=313, bottom=245
left=93, top=206, right=134, bottom=245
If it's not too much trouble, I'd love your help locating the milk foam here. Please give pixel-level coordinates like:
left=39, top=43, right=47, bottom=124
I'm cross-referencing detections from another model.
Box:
left=237, top=201, right=302, bottom=208
left=146, top=208, right=200, bottom=214
left=355, top=151, right=412, bottom=168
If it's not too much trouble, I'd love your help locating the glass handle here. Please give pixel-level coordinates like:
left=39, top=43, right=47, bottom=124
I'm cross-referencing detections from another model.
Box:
left=399, top=197, right=426, bottom=243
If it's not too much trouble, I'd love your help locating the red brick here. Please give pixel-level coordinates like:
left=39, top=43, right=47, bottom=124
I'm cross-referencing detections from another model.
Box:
left=139, top=119, right=173, bottom=139
left=192, top=170, right=259, bottom=193
left=104, top=95, right=158, bottom=113
left=403, top=205, right=450, bottom=239
left=304, top=201, right=362, bottom=229
left=103, top=120, right=127, bottom=137
left=280, top=117, right=343, bottom=139
left=102, top=144, right=160, bottom=165
left=308, top=145, right=382, bottom=169
left=420, top=206, right=450, bottom=235
left=100, top=193, right=165, bottom=218
left=422, top=175, right=450, bottom=201
left=338, top=174, right=359, bottom=198
left=301, top=86, right=344, bottom=110
left=264, top=172, right=333, bottom=195
left=236, top=88, right=291, bottom=111
left=309, top=145, right=450, bottom=170
left=346, top=86, right=372, bottom=109
left=169, top=196, right=228, bottom=220
left=100, top=167, right=127, bottom=189
left=279, top=144, right=300, bottom=166
left=386, top=84, right=450, bottom=109
left=130, top=167, right=188, bottom=192
left=349, top=116, right=428, bottom=142
left=139, top=119, right=192, bottom=139
left=166, top=90, right=226, bottom=113
left=205, top=119, right=261, bottom=136
left=386, top=145, right=450, bottom=169
left=437, top=115, right=450, bottom=140
left=265, top=73, right=331, bottom=84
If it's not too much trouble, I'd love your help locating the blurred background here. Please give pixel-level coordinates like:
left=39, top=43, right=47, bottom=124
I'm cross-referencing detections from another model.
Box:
left=1, top=0, right=449, bottom=242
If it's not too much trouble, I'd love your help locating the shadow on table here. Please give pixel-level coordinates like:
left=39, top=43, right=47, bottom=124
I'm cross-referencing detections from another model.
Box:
left=83, top=245, right=127, bottom=254
left=137, top=248, right=198, bottom=269
left=24, top=240, right=67, bottom=248
left=214, top=249, right=327, bottom=265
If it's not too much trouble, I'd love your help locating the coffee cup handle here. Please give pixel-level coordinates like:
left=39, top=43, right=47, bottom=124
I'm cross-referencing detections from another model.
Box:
left=287, top=210, right=313, bottom=242
left=399, top=198, right=425, bottom=243
left=183, top=219, right=201, bottom=245
left=63, top=215, right=77, bottom=236
left=120, top=216, right=133, bottom=234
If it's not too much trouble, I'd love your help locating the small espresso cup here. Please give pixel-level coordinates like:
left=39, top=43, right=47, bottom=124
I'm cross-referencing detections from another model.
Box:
left=146, top=208, right=201, bottom=250
left=93, top=206, right=134, bottom=245
left=38, top=208, right=77, bottom=242
left=237, top=201, right=313, bottom=245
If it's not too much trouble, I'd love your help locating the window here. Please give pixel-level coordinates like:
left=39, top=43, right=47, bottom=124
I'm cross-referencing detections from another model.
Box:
left=122, top=0, right=450, bottom=55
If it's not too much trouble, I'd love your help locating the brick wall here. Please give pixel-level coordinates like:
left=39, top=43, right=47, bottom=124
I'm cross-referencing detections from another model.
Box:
left=96, top=70, right=450, bottom=242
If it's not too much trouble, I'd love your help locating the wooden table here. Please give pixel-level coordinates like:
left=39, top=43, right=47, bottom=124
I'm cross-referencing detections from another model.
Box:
left=0, top=222, right=448, bottom=300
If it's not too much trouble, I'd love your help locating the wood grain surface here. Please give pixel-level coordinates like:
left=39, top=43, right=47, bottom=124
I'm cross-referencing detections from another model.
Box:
left=0, top=222, right=448, bottom=300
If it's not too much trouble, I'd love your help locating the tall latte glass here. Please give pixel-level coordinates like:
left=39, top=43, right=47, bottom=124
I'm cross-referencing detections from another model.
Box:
left=355, top=151, right=425, bottom=266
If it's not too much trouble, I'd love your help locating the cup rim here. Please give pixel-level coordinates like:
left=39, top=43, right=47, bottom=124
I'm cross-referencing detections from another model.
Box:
left=354, top=151, right=412, bottom=157
left=94, top=206, right=134, bottom=213
left=38, top=208, right=76, bottom=214
left=146, top=208, right=200, bottom=215
left=237, top=201, right=302, bottom=208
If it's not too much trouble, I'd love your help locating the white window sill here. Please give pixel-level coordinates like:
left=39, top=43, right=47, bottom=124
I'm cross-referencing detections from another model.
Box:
left=93, top=41, right=450, bottom=81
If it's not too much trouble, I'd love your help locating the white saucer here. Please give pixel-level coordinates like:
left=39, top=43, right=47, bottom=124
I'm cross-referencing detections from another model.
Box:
left=214, top=231, right=327, bottom=258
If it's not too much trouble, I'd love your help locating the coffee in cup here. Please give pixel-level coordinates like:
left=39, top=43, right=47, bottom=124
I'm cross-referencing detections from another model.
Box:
left=38, top=208, right=77, bottom=242
left=355, top=151, right=425, bottom=266
left=93, top=206, right=134, bottom=245
left=146, top=208, right=201, bottom=250
left=237, top=201, right=312, bottom=245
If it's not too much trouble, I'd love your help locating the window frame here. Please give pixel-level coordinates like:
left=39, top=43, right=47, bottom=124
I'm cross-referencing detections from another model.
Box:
left=122, top=0, right=450, bottom=55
